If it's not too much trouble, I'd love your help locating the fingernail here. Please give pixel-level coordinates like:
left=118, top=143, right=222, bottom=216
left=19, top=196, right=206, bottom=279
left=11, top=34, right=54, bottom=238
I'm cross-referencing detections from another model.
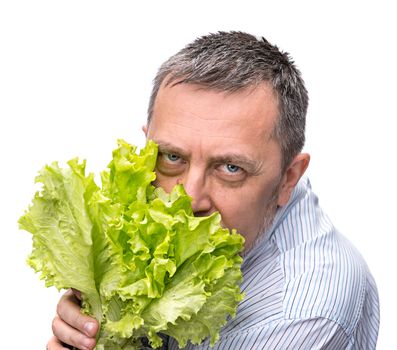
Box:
left=84, top=322, right=95, bottom=334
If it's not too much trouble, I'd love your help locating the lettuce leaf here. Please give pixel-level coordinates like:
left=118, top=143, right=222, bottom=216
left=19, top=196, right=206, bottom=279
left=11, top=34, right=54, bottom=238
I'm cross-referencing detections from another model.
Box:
left=19, top=140, right=244, bottom=349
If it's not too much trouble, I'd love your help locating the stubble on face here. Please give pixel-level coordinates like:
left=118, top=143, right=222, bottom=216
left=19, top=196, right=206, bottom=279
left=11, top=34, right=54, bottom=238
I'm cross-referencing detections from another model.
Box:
left=242, top=174, right=282, bottom=255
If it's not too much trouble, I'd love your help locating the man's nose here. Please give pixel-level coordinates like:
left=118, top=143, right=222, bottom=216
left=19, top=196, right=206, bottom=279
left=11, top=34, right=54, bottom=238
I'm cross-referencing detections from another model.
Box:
left=180, top=168, right=212, bottom=216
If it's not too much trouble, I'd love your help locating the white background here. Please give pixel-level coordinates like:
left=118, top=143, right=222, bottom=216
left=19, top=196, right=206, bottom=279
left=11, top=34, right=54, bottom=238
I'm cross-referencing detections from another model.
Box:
left=1, top=1, right=396, bottom=348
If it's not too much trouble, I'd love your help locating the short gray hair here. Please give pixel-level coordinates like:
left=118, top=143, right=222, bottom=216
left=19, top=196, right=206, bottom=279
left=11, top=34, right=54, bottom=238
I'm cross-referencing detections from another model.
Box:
left=147, top=31, right=308, bottom=172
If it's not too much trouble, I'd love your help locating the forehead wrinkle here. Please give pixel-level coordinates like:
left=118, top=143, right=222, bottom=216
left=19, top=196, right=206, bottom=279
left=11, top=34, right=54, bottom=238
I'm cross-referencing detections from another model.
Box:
left=153, top=118, right=266, bottom=141
left=154, top=120, right=236, bottom=140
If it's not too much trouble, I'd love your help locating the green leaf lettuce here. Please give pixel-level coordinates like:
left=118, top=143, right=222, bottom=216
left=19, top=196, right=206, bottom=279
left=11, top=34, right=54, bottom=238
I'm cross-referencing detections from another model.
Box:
left=19, top=140, right=244, bottom=349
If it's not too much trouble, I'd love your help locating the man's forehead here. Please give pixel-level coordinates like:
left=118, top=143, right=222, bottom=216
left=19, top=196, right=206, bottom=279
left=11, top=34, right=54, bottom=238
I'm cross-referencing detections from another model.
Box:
left=148, top=79, right=281, bottom=157
left=153, top=80, right=279, bottom=123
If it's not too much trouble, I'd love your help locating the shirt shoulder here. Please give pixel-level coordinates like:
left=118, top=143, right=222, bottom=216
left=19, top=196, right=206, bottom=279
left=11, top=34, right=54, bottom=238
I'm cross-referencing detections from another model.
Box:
left=271, top=177, right=379, bottom=342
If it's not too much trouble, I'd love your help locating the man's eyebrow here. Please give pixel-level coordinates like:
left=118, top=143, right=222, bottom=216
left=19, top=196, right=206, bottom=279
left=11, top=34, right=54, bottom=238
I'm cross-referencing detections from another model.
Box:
left=153, top=140, right=188, bottom=156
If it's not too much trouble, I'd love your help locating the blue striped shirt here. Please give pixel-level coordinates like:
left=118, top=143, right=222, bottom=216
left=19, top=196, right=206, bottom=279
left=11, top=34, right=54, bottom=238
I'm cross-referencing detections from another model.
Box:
left=168, top=177, right=380, bottom=349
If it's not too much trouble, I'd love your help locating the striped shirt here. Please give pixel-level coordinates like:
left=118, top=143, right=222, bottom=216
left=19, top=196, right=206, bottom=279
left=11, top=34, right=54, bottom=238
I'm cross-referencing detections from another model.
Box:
left=167, top=177, right=380, bottom=349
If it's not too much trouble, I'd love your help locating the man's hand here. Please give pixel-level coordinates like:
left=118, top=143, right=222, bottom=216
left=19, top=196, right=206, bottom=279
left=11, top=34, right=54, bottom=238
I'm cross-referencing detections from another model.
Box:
left=47, top=289, right=99, bottom=350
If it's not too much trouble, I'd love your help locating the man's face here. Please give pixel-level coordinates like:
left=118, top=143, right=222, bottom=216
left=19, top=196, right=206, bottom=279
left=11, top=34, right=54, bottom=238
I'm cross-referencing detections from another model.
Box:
left=145, top=81, right=284, bottom=250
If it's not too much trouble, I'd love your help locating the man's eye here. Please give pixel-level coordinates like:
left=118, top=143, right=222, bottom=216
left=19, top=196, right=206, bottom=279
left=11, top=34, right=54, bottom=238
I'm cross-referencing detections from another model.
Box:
left=166, top=153, right=180, bottom=162
left=225, top=164, right=241, bottom=173
left=216, top=163, right=246, bottom=184
left=156, top=152, right=185, bottom=176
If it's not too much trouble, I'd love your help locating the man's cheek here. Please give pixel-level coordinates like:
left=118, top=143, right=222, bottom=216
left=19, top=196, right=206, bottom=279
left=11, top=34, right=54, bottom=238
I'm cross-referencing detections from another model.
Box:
left=153, top=174, right=178, bottom=192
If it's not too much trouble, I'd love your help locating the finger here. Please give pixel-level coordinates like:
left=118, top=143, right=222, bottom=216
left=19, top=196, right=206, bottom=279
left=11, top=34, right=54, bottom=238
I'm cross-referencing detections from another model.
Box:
left=52, top=315, right=96, bottom=350
left=47, top=335, right=70, bottom=350
left=57, top=289, right=99, bottom=338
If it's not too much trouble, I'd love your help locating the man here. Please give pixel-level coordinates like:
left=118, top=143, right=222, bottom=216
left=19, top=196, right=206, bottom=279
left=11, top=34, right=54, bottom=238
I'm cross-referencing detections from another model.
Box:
left=48, top=31, right=379, bottom=350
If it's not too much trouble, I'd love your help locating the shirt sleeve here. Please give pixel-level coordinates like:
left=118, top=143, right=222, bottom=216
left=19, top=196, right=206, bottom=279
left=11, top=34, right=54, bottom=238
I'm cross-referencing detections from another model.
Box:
left=168, top=317, right=350, bottom=350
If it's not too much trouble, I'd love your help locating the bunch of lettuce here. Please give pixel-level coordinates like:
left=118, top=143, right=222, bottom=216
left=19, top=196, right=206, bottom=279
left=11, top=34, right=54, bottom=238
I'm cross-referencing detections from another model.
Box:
left=19, top=140, right=244, bottom=349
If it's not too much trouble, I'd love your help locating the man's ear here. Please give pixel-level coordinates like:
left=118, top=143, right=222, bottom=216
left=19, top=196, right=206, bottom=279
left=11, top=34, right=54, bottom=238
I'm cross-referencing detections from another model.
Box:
left=142, top=125, right=148, bottom=137
left=277, top=153, right=310, bottom=206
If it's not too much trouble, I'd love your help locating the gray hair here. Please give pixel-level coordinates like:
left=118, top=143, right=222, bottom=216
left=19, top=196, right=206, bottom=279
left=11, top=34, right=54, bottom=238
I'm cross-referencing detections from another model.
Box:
left=147, top=31, right=308, bottom=172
